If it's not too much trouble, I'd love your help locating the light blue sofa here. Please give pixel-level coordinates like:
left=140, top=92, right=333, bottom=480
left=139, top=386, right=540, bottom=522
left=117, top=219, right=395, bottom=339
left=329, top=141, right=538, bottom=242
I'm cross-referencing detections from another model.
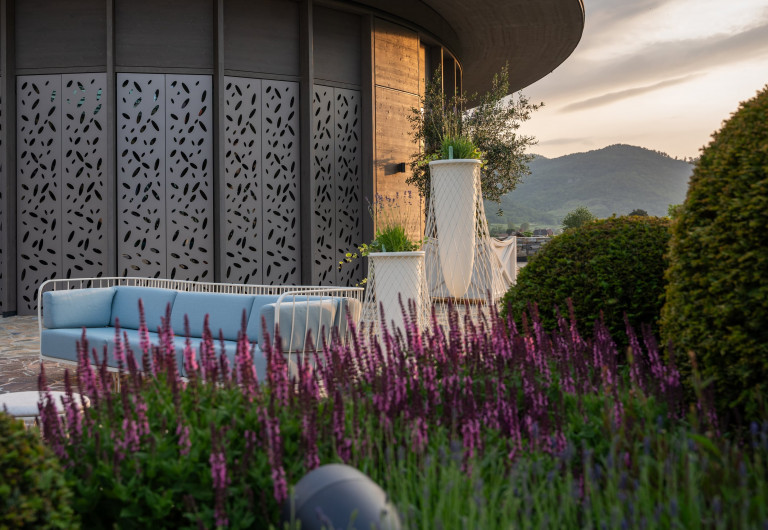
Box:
left=40, top=283, right=362, bottom=380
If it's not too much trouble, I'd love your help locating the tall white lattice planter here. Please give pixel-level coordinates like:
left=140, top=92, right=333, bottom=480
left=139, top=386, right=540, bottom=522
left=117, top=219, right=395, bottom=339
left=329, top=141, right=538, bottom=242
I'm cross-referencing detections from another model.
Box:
left=426, top=158, right=506, bottom=324
left=363, top=251, right=429, bottom=337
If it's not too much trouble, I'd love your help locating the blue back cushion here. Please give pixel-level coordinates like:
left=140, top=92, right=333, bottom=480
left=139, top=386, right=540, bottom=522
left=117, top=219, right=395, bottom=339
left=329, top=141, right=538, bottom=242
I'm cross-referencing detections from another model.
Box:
left=258, top=300, right=336, bottom=352
left=111, top=286, right=178, bottom=331
left=171, top=292, right=255, bottom=341
left=43, top=287, right=116, bottom=329
left=245, top=295, right=280, bottom=343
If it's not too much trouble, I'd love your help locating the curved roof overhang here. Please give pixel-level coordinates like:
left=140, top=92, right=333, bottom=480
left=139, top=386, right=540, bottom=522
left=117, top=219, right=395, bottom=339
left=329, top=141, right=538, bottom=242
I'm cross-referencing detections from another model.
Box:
left=349, top=0, right=584, bottom=95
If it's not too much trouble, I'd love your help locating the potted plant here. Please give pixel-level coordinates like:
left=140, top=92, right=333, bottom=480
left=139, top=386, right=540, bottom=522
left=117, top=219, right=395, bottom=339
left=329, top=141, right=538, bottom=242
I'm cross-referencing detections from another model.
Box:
left=428, top=136, right=483, bottom=299
left=340, top=193, right=427, bottom=335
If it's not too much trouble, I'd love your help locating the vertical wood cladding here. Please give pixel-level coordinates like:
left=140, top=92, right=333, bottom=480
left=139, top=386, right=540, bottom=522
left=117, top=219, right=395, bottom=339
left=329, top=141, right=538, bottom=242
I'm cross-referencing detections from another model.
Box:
left=313, top=6, right=361, bottom=87
left=16, top=74, right=108, bottom=314
left=115, top=0, right=213, bottom=70
left=374, top=19, right=419, bottom=95
left=373, top=19, right=423, bottom=241
left=224, top=0, right=299, bottom=76
left=15, top=0, right=106, bottom=70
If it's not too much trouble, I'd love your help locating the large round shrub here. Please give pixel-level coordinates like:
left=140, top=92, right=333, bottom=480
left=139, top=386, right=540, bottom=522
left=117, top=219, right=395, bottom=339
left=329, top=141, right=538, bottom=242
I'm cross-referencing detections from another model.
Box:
left=502, top=216, right=671, bottom=347
left=660, top=86, right=768, bottom=419
left=0, top=411, right=77, bottom=528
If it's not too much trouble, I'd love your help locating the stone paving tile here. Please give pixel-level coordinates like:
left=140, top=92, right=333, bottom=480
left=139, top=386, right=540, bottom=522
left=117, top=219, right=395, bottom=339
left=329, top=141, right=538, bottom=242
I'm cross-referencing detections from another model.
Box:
left=0, top=315, right=68, bottom=394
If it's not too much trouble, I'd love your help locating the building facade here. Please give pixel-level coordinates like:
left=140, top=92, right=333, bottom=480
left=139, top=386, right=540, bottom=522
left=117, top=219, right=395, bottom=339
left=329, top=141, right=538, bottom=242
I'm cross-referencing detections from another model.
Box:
left=0, top=0, right=583, bottom=315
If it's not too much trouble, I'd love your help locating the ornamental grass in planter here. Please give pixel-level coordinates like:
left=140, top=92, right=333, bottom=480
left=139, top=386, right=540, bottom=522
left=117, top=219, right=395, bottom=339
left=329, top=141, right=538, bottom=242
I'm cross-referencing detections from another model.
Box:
left=37, top=300, right=768, bottom=529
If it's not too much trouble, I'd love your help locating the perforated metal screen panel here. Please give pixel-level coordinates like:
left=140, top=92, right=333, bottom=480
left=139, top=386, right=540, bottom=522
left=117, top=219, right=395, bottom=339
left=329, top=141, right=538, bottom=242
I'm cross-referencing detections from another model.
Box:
left=117, top=73, right=166, bottom=278
left=166, top=76, right=213, bottom=281
left=223, top=77, right=262, bottom=284
left=17, top=76, right=62, bottom=314
left=62, top=74, right=108, bottom=281
left=16, top=74, right=109, bottom=314
left=311, top=85, right=362, bottom=286
left=117, top=73, right=213, bottom=281
left=0, top=80, right=4, bottom=313
left=261, top=80, right=301, bottom=285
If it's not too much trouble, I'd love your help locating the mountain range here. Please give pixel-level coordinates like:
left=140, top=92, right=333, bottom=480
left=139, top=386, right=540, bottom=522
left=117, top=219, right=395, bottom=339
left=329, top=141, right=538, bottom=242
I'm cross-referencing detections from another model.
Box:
left=486, top=144, right=694, bottom=230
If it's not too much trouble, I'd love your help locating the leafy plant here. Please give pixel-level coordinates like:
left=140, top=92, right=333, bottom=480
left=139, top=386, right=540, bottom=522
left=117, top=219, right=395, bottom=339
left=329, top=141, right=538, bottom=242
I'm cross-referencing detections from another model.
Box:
left=561, top=206, right=597, bottom=230
left=38, top=293, right=768, bottom=529
left=628, top=208, right=648, bottom=216
left=439, top=136, right=481, bottom=160
left=502, top=215, right=671, bottom=349
left=661, top=84, right=768, bottom=421
left=0, top=410, right=77, bottom=528
left=408, top=65, right=541, bottom=203
left=339, top=193, right=425, bottom=279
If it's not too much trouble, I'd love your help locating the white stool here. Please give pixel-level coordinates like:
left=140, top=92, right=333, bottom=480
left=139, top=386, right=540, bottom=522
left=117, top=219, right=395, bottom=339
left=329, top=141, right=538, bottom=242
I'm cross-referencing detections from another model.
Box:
left=0, top=391, right=90, bottom=423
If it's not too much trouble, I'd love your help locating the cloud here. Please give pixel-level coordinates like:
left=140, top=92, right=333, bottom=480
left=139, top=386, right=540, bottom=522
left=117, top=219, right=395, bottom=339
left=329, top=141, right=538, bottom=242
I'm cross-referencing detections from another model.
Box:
left=530, top=17, right=768, bottom=101
left=537, top=137, right=595, bottom=147
left=560, top=74, right=701, bottom=112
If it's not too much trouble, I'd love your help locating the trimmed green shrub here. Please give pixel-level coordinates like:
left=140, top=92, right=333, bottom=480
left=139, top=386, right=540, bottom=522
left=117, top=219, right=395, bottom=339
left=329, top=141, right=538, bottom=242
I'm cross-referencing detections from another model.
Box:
left=661, top=85, right=768, bottom=420
left=502, top=215, right=671, bottom=347
left=0, top=411, right=77, bottom=528
left=561, top=206, right=596, bottom=230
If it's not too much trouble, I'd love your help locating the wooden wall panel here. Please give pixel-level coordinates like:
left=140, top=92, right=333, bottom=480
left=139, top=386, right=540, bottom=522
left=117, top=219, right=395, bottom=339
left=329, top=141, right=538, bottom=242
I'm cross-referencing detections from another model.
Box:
left=224, top=0, right=299, bottom=76
left=116, top=0, right=213, bottom=70
left=373, top=19, right=418, bottom=95
left=15, top=0, right=106, bottom=70
left=374, top=86, right=422, bottom=239
left=313, top=6, right=360, bottom=86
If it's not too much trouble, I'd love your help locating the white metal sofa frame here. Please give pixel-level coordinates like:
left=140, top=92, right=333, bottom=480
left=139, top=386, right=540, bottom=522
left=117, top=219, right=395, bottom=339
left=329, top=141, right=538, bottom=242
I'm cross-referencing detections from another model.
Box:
left=38, top=277, right=365, bottom=370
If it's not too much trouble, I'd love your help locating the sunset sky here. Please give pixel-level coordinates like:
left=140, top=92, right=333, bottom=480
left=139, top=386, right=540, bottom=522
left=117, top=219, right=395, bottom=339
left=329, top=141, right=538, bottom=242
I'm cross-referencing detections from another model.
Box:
left=521, top=0, right=768, bottom=159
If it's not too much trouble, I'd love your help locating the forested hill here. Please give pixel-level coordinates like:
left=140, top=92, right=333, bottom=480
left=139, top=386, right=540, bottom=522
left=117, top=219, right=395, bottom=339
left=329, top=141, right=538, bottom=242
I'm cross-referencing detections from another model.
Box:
left=486, top=144, right=694, bottom=228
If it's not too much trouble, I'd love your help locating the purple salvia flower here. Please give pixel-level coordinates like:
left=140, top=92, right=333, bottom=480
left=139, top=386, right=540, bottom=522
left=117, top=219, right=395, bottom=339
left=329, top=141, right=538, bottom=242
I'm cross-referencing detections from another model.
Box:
left=113, top=318, right=126, bottom=371
left=138, top=298, right=151, bottom=356
left=210, top=445, right=229, bottom=528
left=177, top=422, right=192, bottom=457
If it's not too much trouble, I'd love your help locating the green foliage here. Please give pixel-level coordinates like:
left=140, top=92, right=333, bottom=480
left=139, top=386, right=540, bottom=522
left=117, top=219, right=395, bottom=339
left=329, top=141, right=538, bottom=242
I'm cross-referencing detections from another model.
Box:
left=661, top=85, right=768, bottom=420
left=666, top=203, right=682, bottom=218
left=628, top=208, right=648, bottom=216
left=0, top=412, right=77, bottom=528
left=561, top=206, right=597, bottom=230
left=439, top=135, right=481, bottom=160
left=502, top=216, right=671, bottom=347
left=408, top=65, right=541, bottom=203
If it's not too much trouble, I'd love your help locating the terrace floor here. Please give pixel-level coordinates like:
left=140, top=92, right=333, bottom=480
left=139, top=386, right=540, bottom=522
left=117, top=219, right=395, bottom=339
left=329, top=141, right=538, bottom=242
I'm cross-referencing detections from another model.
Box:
left=0, top=315, right=68, bottom=394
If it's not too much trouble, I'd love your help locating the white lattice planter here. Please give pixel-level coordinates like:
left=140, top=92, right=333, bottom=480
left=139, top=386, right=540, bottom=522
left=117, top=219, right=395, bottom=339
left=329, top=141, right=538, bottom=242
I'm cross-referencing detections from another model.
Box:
left=363, top=251, right=429, bottom=336
left=429, top=159, right=481, bottom=298
left=425, top=159, right=506, bottom=324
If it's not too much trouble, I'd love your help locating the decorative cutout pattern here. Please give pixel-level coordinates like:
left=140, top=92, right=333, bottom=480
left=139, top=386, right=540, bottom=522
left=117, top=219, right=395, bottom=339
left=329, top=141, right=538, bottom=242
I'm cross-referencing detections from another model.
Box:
left=16, top=76, right=62, bottom=314
left=166, top=76, right=213, bottom=281
left=262, top=80, right=300, bottom=285
left=223, top=77, right=262, bottom=284
left=117, top=73, right=166, bottom=278
left=334, top=88, right=362, bottom=286
left=62, top=74, right=108, bottom=280
left=0, top=82, right=4, bottom=312
left=311, top=86, right=335, bottom=284
left=310, top=85, right=362, bottom=285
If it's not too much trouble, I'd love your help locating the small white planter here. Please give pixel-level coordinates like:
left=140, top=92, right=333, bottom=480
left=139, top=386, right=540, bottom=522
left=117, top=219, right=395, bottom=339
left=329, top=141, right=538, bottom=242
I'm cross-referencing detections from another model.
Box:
left=428, top=158, right=481, bottom=298
left=368, top=251, right=426, bottom=335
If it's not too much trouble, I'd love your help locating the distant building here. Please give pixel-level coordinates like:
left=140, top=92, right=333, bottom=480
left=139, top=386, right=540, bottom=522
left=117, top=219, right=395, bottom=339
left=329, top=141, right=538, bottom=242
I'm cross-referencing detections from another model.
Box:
left=0, top=0, right=583, bottom=315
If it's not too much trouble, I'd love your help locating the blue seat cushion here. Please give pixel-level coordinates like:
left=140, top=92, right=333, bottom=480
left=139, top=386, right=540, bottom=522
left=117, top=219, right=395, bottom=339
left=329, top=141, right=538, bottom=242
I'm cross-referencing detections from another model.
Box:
left=246, top=295, right=281, bottom=344
left=111, top=286, right=178, bottom=331
left=170, top=292, right=255, bottom=342
left=41, top=328, right=111, bottom=364
left=43, top=287, right=116, bottom=329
